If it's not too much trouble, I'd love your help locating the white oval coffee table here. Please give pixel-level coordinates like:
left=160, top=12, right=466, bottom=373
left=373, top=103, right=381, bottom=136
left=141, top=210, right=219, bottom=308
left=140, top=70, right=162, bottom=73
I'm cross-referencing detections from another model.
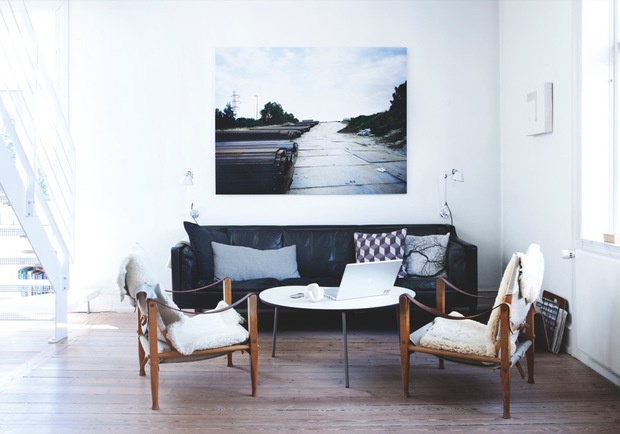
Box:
left=259, top=285, right=415, bottom=388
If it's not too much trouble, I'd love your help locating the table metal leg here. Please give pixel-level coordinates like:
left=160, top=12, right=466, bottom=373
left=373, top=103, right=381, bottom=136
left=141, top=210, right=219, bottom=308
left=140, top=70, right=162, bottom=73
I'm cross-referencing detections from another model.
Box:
left=271, top=306, right=278, bottom=357
left=342, top=311, right=349, bottom=388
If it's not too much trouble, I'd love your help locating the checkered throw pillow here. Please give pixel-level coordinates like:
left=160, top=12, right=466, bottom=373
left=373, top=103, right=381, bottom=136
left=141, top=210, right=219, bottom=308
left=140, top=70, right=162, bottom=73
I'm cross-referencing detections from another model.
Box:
left=353, top=228, right=407, bottom=277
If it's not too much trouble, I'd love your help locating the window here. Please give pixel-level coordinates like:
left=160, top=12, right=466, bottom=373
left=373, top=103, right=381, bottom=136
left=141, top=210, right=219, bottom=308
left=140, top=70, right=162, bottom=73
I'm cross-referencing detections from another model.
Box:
left=581, top=0, right=620, bottom=247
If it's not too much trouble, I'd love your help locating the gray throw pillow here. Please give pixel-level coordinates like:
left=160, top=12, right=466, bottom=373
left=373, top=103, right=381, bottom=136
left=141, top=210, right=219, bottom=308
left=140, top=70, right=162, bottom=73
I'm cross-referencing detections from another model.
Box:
left=211, top=242, right=300, bottom=281
left=403, top=233, right=450, bottom=278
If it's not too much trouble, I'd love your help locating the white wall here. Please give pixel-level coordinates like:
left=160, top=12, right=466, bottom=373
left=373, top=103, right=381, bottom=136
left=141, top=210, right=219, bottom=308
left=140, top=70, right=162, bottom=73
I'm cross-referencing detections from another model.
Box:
left=499, top=0, right=575, bottom=304
left=67, top=0, right=501, bottom=310
left=498, top=0, right=608, bottom=374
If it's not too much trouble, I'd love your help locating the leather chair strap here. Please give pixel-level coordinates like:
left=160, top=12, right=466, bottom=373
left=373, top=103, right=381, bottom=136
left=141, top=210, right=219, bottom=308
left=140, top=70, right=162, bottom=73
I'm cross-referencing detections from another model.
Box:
left=401, top=292, right=498, bottom=320
left=150, top=292, right=254, bottom=316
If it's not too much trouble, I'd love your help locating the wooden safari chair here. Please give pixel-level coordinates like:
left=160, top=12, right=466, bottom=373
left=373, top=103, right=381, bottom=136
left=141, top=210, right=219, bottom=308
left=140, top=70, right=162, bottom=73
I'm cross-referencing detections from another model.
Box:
left=399, top=244, right=544, bottom=419
left=118, top=252, right=258, bottom=410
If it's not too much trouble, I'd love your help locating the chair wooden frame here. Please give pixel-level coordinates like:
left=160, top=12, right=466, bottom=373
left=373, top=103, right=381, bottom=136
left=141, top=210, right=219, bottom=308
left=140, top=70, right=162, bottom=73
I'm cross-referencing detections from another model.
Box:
left=136, top=278, right=258, bottom=410
left=399, top=276, right=536, bottom=419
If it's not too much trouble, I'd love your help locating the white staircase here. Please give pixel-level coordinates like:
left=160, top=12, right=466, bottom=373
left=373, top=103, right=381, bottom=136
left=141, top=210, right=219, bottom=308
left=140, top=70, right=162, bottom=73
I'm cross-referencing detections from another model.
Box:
left=0, top=0, right=75, bottom=342
left=0, top=188, right=54, bottom=319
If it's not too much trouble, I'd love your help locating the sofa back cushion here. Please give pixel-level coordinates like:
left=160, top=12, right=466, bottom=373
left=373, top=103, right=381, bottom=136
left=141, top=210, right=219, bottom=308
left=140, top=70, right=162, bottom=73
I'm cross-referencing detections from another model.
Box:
left=184, top=223, right=463, bottom=284
left=282, top=225, right=454, bottom=279
left=283, top=227, right=355, bottom=278
left=227, top=228, right=282, bottom=250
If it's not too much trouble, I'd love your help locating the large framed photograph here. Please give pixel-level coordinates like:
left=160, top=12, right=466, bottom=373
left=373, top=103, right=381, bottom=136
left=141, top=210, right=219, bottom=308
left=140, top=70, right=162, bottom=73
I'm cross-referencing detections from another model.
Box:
left=215, top=47, right=407, bottom=195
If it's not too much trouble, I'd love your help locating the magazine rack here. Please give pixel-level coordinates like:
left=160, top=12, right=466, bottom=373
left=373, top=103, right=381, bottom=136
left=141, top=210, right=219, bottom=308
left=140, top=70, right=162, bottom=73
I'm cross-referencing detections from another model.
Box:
left=535, top=290, right=568, bottom=354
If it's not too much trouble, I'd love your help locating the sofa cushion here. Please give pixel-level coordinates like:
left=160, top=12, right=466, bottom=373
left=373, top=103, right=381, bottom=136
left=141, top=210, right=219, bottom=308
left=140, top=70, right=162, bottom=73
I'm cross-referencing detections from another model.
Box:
left=184, top=222, right=228, bottom=282
left=403, top=233, right=450, bottom=277
left=227, top=228, right=283, bottom=250
left=212, top=242, right=300, bottom=281
left=354, top=228, right=407, bottom=277
left=283, top=228, right=354, bottom=278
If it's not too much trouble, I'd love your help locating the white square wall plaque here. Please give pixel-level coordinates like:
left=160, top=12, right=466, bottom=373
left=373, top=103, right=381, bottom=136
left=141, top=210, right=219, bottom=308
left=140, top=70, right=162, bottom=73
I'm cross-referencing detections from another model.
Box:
left=526, top=82, right=553, bottom=136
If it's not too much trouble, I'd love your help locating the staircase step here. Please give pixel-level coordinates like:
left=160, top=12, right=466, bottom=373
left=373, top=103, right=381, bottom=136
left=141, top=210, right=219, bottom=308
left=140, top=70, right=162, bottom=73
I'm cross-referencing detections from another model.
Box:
left=0, top=257, right=40, bottom=266
left=1, top=278, right=52, bottom=286
left=0, top=226, right=25, bottom=237
left=0, top=283, right=53, bottom=293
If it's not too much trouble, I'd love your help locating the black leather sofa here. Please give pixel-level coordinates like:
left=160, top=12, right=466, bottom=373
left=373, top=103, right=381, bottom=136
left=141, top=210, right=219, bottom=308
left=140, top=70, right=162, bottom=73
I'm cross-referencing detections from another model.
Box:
left=171, top=222, right=478, bottom=316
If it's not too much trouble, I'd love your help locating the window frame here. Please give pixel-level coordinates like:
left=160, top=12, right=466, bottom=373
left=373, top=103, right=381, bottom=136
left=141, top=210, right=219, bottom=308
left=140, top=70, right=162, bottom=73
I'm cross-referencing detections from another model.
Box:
left=580, top=0, right=620, bottom=255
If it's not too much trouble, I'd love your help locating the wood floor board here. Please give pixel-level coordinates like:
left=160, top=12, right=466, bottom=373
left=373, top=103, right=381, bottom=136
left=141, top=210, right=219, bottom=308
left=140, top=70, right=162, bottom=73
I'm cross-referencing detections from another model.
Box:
left=0, top=312, right=619, bottom=432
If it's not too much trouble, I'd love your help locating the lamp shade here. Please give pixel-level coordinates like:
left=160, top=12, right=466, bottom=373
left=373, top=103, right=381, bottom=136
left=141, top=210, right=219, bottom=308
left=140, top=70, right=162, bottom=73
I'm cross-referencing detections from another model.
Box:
left=183, top=171, right=194, bottom=186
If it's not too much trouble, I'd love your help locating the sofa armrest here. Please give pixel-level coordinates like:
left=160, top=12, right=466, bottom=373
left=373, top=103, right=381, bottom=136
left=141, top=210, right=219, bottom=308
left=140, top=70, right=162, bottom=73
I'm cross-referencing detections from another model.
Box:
left=446, top=234, right=478, bottom=310
left=171, top=241, right=198, bottom=291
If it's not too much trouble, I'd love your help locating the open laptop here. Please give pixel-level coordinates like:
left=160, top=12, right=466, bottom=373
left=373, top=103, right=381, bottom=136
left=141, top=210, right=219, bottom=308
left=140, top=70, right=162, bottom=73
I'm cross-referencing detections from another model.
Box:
left=323, top=259, right=403, bottom=301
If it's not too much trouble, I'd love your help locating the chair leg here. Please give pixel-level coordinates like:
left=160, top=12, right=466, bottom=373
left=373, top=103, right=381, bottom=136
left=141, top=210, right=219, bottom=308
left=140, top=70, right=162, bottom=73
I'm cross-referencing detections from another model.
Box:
left=515, top=361, right=526, bottom=379
left=227, top=353, right=233, bottom=367
left=139, top=341, right=146, bottom=376
left=526, top=344, right=535, bottom=384
left=140, top=356, right=148, bottom=377
left=399, top=342, right=411, bottom=397
left=398, top=295, right=411, bottom=398
left=137, top=314, right=146, bottom=376
left=500, top=362, right=511, bottom=419
left=247, top=293, right=258, bottom=397
left=250, top=347, right=258, bottom=397
left=150, top=358, right=160, bottom=410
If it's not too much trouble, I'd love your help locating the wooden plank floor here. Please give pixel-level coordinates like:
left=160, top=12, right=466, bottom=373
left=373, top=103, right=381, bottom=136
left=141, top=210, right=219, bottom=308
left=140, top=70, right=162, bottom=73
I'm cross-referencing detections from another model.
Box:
left=0, top=311, right=619, bottom=432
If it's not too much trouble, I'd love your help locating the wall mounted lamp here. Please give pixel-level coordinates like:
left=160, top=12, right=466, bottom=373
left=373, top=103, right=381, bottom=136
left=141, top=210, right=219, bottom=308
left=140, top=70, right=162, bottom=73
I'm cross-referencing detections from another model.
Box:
left=183, top=170, right=194, bottom=186
left=183, top=170, right=199, bottom=222
left=451, top=168, right=464, bottom=183
left=440, top=169, right=464, bottom=225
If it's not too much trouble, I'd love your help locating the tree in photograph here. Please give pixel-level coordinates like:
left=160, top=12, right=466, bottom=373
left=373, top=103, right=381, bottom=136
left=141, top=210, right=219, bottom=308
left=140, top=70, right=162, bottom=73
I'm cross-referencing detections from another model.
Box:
left=339, top=81, right=407, bottom=137
left=389, top=81, right=407, bottom=129
left=260, top=102, right=298, bottom=125
left=215, top=103, right=237, bottom=130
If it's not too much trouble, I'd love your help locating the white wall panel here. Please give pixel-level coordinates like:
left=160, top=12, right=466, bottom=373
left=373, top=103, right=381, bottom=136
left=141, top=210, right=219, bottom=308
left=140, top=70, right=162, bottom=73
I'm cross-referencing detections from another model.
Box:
left=575, top=250, right=620, bottom=380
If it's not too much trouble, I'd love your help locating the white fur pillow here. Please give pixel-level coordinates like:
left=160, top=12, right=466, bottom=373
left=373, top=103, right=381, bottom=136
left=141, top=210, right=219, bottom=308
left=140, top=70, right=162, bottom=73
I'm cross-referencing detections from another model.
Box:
left=166, top=301, right=249, bottom=355
left=518, top=244, right=544, bottom=303
left=419, top=311, right=490, bottom=356
left=416, top=244, right=544, bottom=359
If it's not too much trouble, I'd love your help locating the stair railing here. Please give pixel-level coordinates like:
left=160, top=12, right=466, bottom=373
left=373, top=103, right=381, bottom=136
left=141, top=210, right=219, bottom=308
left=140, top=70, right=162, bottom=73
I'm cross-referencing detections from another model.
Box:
left=0, top=0, right=75, bottom=342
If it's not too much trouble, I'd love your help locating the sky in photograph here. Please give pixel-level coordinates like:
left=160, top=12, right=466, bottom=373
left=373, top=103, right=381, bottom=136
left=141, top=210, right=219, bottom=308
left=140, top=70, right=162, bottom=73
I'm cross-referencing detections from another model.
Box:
left=215, top=47, right=407, bottom=122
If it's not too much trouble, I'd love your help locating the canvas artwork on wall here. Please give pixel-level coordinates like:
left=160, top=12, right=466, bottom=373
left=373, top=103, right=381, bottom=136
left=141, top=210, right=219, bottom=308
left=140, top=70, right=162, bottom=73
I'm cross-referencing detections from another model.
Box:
left=214, top=47, right=407, bottom=195
left=526, top=82, right=553, bottom=136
